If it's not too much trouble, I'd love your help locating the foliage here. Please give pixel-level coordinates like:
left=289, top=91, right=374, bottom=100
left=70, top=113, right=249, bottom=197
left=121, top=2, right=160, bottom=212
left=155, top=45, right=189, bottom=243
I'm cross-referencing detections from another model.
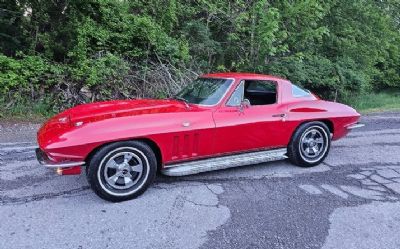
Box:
left=0, top=54, right=61, bottom=95
left=0, top=0, right=399, bottom=114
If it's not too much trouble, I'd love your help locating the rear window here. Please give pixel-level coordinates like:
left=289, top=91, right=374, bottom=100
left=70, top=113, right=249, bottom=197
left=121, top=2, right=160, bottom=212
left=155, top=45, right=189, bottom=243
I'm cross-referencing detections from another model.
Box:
left=292, top=84, right=311, bottom=97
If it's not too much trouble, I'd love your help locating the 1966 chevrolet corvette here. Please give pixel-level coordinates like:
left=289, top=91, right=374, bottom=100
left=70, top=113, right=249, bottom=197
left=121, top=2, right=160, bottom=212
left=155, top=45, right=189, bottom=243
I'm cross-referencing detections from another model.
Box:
left=36, top=73, right=363, bottom=201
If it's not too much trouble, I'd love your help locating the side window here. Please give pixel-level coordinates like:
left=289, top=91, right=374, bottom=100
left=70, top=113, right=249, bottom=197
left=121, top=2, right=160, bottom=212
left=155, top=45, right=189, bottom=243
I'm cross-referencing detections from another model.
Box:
left=246, top=81, right=276, bottom=92
left=244, top=80, right=277, bottom=105
left=292, top=84, right=310, bottom=97
left=226, top=81, right=244, bottom=106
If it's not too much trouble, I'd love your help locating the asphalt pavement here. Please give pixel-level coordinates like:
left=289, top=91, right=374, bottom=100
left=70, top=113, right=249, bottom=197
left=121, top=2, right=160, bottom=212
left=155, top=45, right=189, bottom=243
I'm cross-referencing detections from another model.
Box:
left=0, top=112, right=400, bottom=249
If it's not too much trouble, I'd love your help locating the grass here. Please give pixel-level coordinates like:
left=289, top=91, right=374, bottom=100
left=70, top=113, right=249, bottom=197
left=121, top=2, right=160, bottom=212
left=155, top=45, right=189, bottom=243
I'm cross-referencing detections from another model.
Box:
left=346, top=91, right=400, bottom=114
left=0, top=99, right=54, bottom=123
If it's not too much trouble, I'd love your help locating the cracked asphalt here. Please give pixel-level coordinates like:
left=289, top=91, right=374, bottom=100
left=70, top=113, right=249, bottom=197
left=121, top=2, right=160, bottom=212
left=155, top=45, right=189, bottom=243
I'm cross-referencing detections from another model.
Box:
left=1, top=111, right=400, bottom=249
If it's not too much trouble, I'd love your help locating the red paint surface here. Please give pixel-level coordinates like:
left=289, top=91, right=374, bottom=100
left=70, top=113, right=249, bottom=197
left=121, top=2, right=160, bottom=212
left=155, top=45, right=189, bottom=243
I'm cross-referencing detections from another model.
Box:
left=37, top=73, right=360, bottom=174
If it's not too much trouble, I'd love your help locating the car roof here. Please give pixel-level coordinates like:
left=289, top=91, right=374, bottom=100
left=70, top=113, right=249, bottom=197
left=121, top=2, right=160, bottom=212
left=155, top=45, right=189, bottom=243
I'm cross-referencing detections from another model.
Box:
left=202, top=72, right=290, bottom=82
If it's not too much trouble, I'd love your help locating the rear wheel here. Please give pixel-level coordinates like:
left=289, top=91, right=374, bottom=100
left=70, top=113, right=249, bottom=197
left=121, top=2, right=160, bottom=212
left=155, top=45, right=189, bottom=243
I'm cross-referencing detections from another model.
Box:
left=287, top=121, right=331, bottom=167
left=87, top=141, right=157, bottom=202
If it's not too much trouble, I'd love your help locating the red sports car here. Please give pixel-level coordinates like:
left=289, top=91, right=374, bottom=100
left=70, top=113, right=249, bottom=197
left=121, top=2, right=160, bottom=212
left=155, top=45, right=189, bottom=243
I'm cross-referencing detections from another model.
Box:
left=36, top=73, right=363, bottom=202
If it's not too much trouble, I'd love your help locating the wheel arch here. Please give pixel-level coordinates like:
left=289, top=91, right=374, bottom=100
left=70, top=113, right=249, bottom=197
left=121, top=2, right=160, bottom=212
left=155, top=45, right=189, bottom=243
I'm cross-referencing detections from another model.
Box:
left=296, top=119, right=333, bottom=135
left=318, top=119, right=334, bottom=135
left=288, top=119, right=334, bottom=144
left=135, top=138, right=163, bottom=172
left=85, top=137, right=163, bottom=172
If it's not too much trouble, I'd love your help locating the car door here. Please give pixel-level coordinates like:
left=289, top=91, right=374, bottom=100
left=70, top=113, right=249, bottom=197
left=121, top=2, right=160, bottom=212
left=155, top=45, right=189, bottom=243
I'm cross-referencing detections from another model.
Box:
left=212, top=79, right=288, bottom=155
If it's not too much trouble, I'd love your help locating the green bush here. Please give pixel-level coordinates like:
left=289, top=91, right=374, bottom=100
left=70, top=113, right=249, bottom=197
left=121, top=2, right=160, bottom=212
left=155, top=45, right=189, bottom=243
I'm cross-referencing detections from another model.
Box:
left=0, top=54, right=61, bottom=96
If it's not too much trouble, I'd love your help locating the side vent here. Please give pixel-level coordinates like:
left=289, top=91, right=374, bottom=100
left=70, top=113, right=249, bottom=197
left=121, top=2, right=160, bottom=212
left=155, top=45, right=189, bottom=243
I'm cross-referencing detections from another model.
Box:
left=183, top=134, right=190, bottom=158
left=193, top=133, right=199, bottom=156
left=172, top=133, right=200, bottom=160
left=172, top=136, right=179, bottom=160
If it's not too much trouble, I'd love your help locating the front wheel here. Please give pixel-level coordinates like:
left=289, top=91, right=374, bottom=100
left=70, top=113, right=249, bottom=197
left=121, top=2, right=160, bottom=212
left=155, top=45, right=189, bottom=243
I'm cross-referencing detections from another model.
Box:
left=87, top=141, right=157, bottom=202
left=287, top=121, right=331, bottom=167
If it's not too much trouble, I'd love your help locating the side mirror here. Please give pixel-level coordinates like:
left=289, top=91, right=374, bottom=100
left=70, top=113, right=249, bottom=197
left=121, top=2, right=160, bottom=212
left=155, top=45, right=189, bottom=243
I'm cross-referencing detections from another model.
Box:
left=239, top=99, right=251, bottom=112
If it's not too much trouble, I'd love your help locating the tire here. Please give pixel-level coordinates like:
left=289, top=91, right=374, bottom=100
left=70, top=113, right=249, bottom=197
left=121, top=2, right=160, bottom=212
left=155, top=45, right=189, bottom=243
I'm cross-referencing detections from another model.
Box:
left=287, top=121, right=331, bottom=167
left=87, top=141, right=157, bottom=202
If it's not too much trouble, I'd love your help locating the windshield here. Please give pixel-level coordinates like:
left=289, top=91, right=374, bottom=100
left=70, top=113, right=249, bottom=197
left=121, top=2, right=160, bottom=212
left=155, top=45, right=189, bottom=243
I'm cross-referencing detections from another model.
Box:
left=175, top=78, right=233, bottom=105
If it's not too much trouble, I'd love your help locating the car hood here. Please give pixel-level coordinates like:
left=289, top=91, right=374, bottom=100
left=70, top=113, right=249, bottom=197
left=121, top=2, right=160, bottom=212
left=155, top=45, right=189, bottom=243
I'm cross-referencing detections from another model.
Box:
left=60, top=99, right=188, bottom=123
left=38, top=98, right=198, bottom=150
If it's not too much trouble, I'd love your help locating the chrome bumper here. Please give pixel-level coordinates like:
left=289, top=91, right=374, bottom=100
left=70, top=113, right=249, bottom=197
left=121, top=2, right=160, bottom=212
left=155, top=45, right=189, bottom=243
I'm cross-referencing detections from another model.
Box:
left=347, top=123, right=365, bottom=130
left=35, top=148, right=85, bottom=168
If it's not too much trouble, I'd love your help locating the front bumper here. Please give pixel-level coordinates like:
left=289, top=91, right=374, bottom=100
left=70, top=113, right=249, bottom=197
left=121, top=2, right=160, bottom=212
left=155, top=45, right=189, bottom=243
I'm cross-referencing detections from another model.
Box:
left=347, top=122, right=365, bottom=130
left=35, top=148, right=85, bottom=168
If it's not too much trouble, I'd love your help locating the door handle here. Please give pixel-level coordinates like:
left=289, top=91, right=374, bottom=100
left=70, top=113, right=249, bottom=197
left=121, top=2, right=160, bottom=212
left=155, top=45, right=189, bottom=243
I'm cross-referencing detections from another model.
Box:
left=272, top=113, right=286, bottom=118
left=182, top=121, right=191, bottom=127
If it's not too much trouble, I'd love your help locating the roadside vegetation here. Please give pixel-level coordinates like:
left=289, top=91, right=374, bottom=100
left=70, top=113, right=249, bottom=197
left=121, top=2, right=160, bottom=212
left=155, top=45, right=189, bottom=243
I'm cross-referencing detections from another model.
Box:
left=0, top=0, right=399, bottom=119
left=345, top=91, right=400, bottom=114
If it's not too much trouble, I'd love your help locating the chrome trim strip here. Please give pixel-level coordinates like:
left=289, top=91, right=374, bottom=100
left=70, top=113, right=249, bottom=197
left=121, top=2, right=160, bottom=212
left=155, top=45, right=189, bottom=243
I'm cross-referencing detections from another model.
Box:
left=41, top=161, right=85, bottom=168
left=161, top=148, right=287, bottom=176
left=347, top=123, right=365, bottom=130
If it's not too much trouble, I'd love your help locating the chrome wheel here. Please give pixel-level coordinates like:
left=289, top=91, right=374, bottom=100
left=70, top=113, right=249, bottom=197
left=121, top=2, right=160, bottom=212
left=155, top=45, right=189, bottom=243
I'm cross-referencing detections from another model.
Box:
left=96, top=146, right=150, bottom=197
left=103, top=151, right=143, bottom=190
left=88, top=141, right=157, bottom=202
left=299, top=126, right=328, bottom=163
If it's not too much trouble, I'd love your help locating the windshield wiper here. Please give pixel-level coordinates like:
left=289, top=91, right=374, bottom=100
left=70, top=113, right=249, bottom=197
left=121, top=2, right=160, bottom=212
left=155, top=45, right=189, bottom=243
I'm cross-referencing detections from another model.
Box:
left=170, top=96, right=190, bottom=108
